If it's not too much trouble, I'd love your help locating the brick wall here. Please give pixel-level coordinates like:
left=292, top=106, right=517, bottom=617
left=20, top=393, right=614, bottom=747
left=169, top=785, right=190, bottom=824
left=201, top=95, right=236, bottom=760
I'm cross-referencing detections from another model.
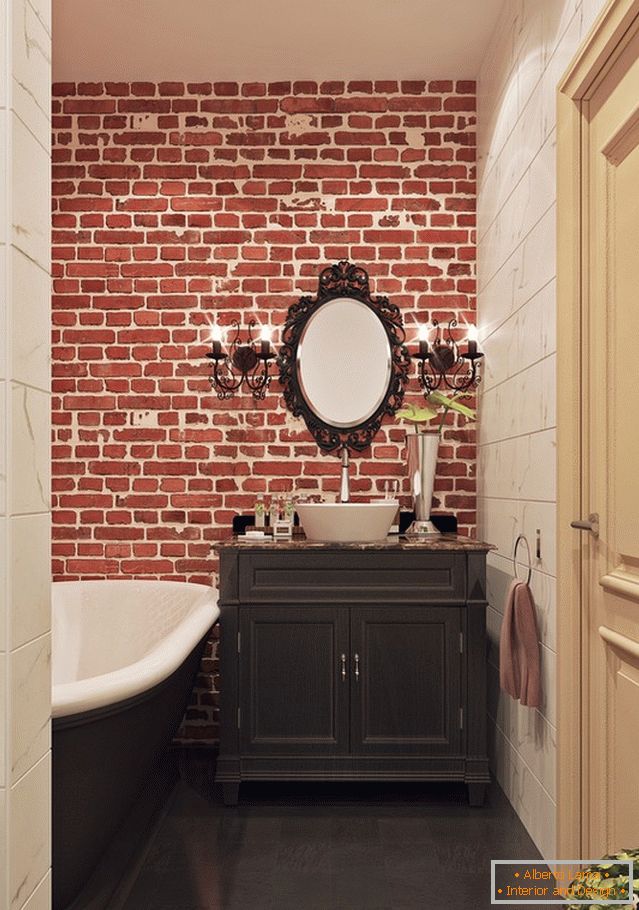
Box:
left=52, top=79, right=477, bottom=742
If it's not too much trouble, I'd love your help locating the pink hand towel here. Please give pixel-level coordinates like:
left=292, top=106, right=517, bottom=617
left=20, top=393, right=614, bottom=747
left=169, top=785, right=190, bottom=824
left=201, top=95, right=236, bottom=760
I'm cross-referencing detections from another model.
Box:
left=499, top=580, right=542, bottom=708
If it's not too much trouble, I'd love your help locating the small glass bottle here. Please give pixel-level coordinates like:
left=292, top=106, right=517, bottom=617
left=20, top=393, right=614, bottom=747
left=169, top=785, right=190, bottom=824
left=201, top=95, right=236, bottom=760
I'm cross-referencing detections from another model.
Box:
left=389, top=480, right=400, bottom=535
left=255, top=493, right=265, bottom=529
left=269, top=495, right=280, bottom=528
left=284, top=495, right=295, bottom=534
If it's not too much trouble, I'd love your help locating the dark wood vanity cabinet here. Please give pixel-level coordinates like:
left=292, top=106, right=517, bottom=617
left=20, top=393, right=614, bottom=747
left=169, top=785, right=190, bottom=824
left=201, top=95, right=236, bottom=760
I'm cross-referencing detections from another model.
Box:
left=215, top=540, right=492, bottom=807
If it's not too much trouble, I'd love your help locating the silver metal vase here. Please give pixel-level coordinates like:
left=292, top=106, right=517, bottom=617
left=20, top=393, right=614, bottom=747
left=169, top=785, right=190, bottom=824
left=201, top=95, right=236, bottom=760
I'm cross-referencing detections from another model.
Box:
left=406, top=430, right=441, bottom=537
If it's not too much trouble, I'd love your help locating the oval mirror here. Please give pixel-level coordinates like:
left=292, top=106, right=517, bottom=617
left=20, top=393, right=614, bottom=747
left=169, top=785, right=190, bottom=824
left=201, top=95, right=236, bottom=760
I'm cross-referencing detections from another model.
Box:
left=297, top=297, right=392, bottom=429
left=278, top=261, right=410, bottom=453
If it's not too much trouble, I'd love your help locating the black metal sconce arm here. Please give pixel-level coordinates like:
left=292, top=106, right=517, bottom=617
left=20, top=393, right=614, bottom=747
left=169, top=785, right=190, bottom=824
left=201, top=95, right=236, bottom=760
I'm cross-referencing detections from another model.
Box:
left=412, top=318, right=483, bottom=395
left=206, top=319, right=275, bottom=400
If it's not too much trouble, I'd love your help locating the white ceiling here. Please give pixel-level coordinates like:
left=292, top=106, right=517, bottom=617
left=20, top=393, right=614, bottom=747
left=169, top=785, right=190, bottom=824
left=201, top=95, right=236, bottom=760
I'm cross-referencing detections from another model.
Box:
left=53, top=0, right=505, bottom=82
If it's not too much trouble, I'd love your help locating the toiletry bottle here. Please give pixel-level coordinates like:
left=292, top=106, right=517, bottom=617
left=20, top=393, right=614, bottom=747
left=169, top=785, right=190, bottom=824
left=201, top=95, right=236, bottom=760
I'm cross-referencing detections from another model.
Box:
left=390, top=480, right=400, bottom=535
left=255, top=493, right=265, bottom=529
left=269, top=495, right=280, bottom=529
left=284, top=495, right=294, bottom=536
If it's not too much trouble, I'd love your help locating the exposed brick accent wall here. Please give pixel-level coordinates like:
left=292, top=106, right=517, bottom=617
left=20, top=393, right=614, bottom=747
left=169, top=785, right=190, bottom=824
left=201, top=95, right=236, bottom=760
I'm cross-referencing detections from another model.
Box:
left=52, top=79, right=477, bottom=742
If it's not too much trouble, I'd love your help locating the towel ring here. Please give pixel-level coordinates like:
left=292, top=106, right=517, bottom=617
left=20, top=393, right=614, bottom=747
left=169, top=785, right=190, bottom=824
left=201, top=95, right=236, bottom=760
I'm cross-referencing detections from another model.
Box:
left=513, top=534, right=532, bottom=585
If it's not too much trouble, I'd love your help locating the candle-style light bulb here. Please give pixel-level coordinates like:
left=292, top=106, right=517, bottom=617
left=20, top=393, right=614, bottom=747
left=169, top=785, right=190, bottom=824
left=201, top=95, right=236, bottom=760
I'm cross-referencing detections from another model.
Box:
left=466, top=323, right=478, bottom=357
left=417, top=323, right=430, bottom=357
left=211, top=324, right=224, bottom=356
left=259, top=324, right=272, bottom=356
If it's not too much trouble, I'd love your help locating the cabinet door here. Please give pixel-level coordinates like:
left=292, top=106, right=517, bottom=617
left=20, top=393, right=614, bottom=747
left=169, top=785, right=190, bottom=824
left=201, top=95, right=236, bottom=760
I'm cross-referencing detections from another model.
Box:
left=350, top=606, right=462, bottom=755
left=240, top=606, right=349, bottom=755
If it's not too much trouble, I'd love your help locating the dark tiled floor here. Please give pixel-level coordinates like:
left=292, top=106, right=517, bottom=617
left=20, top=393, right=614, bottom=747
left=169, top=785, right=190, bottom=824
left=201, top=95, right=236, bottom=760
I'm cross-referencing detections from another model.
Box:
left=120, top=758, right=541, bottom=910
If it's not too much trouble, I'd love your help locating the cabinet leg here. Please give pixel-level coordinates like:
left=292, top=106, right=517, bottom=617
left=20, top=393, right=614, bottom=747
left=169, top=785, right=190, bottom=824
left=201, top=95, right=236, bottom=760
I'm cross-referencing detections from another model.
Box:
left=467, top=782, right=487, bottom=807
left=223, top=782, right=240, bottom=806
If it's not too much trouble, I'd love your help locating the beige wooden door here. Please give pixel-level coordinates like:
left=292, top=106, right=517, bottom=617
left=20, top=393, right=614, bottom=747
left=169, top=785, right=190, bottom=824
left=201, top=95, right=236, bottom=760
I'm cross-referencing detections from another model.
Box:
left=580, top=18, right=639, bottom=855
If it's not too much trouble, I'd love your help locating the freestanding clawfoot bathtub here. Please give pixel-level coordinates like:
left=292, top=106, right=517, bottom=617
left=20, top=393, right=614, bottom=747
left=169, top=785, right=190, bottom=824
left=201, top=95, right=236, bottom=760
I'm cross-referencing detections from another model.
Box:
left=52, top=580, right=219, bottom=910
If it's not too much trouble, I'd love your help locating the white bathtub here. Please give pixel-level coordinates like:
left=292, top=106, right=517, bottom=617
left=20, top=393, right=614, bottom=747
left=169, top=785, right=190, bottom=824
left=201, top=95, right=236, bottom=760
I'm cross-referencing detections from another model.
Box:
left=52, top=579, right=219, bottom=718
left=52, top=579, right=219, bottom=909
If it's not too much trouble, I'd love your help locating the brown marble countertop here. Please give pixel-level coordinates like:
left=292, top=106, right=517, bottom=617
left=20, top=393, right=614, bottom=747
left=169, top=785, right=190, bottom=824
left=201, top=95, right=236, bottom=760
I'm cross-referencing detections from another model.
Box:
left=213, top=534, right=495, bottom=552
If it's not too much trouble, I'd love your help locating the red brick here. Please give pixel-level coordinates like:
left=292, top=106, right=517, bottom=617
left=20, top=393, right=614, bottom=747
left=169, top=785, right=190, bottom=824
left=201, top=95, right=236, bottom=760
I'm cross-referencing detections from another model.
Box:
left=281, top=96, right=334, bottom=114
left=388, top=97, right=441, bottom=112
left=64, top=99, right=115, bottom=113
left=53, top=80, right=477, bottom=745
left=320, top=81, right=345, bottom=94
left=242, top=82, right=266, bottom=97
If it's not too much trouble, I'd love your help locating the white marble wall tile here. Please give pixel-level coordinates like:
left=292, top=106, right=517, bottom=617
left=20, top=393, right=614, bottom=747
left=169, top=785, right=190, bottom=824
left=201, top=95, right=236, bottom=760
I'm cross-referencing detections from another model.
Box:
left=481, top=280, right=556, bottom=392
left=2, top=2, right=52, bottom=907
left=9, top=382, right=50, bottom=515
left=487, top=662, right=557, bottom=800
left=0, top=0, right=6, bottom=109
left=479, top=497, right=557, bottom=577
left=10, top=634, right=50, bottom=783
left=21, top=872, right=50, bottom=910
left=540, top=5, right=586, bottom=142
left=485, top=555, right=557, bottom=654
left=479, top=354, right=556, bottom=446
left=478, top=497, right=519, bottom=556
left=541, top=0, right=582, bottom=69
left=520, top=206, right=558, bottom=302
left=478, top=75, right=519, bottom=212
left=538, top=641, right=556, bottom=728
left=11, top=0, right=50, bottom=150
left=23, top=0, right=50, bottom=37
left=479, top=80, right=544, bottom=242
left=0, top=112, right=6, bottom=245
left=581, top=0, right=606, bottom=35
left=11, top=112, right=49, bottom=270
left=0, top=381, right=6, bottom=515
left=10, top=513, right=50, bottom=648
left=478, top=2, right=521, bottom=185
left=489, top=720, right=557, bottom=859
left=478, top=0, right=609, bottom=864
left=0, top=788, right=6, bottom=898
left=479, top=127, right=556, bottom=284
left=0, top=245, right=7, bottom=379
left=479, top=428, right=556, bottom=502
left=0, top=654, right=5, bottom=786
left=0, top=518, right=6, bottom=652
left=514, top=1, right=545, bottom=117
left=520, top=500, right=556, bottom=577
left=9, top=753, right=50, bottom=910
left=11, top=248, right=50, bottom=392
left=478, top=204, right=556, bottom=330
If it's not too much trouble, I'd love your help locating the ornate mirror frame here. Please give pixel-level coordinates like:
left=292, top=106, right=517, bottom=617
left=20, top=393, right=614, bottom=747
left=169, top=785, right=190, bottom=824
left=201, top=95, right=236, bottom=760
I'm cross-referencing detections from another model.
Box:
left=278, top=260, right=411, bottom=453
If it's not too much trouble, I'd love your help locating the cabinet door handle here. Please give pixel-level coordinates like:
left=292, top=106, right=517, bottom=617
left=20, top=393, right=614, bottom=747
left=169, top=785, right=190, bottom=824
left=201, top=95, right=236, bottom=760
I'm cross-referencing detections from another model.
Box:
left=340, top=653, right=347, bottom=681
left=354, top=653, right=360, bottom=681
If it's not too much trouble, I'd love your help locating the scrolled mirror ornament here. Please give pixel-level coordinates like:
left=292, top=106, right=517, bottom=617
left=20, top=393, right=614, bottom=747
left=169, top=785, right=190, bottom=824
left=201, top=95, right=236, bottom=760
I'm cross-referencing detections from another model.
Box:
left=278, top=261, right=411, bottom=453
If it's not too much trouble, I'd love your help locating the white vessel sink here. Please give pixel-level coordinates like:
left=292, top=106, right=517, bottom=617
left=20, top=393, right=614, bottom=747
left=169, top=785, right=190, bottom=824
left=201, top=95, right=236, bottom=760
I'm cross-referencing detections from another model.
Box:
left=296, top=501, right=398, bottom=543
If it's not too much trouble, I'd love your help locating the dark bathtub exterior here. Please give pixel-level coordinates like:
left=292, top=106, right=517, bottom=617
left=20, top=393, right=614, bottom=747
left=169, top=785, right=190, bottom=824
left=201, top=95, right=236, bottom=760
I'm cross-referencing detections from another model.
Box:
left=52, top=634, right=208, bottom=910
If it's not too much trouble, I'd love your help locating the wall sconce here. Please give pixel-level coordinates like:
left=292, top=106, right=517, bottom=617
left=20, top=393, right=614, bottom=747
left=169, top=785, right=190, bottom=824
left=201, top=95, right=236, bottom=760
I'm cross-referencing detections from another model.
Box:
left=206, top=319, right=274, bottom=400
left=413, top=318, right=483, bottom=394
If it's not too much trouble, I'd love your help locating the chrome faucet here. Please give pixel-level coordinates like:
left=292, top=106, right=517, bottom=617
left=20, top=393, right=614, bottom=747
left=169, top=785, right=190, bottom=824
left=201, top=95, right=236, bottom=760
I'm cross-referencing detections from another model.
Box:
left=339, top=445, right=350, bottom=503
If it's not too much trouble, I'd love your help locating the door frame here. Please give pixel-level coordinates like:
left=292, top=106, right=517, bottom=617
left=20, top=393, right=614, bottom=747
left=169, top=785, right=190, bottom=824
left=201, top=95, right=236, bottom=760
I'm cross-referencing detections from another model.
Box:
left=556, top=0, right=639, bottom=856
